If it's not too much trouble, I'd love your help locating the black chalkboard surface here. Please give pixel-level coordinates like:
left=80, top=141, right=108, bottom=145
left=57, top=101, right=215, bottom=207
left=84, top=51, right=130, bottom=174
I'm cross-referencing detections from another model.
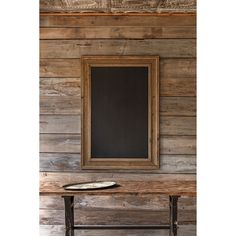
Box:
left=91, top=67, right=148, bottom=158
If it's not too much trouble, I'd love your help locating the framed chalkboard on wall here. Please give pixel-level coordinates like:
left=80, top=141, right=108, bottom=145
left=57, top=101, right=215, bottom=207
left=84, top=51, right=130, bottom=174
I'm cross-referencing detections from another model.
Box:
left=81, top=56, right=159, bottom=169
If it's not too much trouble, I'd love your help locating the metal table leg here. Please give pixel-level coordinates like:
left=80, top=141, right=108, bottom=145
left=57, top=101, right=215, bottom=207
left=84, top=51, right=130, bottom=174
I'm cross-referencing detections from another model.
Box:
left=62, top=196, right=74, bottom=236
left=169, top=196, right=179, bottom=236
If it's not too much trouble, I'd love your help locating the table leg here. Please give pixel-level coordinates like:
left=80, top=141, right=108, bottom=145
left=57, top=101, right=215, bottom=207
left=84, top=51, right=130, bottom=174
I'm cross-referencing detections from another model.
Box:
left=62, top=196, right=74, bottom=236
left=169, top=196, right=179, bottom=236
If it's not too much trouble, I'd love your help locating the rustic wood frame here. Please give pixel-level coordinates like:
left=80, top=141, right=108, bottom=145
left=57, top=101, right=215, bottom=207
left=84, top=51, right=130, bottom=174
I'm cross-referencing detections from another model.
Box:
left=81, top=56, right=159, bottom=170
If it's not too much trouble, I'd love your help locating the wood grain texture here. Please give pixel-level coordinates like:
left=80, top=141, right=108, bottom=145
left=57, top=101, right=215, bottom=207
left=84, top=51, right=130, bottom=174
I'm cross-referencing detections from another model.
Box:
left=40, top=134, right=80, bottom=153
left=40, top=172, right=196, bottom=183
left=40, top=97, right=195, bottom=115
left=40, top=59, right=80, bottom=77
left=160, top=97, right=196, bottom=116
left=40, top=39, right=196, bottom=58
left=40, top=224, right=196, bottom=236
left=40, top=26, right=196, bottom=39
left=40, top=15, right=196, bottom=27
left=40, top=195, right=196, bottom=211
left=40, top=209, right=195, bottom=225
left=40, top=115, right=195, bottom=135
left=40, top=134, right=195, bottom=154
left=40, top=58, right=196, bottom=78
left=40, top=153, right=196, bottom=173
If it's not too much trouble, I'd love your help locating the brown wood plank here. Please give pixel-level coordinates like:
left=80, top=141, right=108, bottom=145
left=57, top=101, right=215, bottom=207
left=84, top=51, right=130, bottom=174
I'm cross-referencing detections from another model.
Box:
left=40, top=134, right=195, bottom=154
left=161, top=78, right=196, bottom=96
left=40, top=134, right=80, bottom=153
left=40, top=58, right=196, bottom=78
left=40, top=96, right=80, bottom=114
left=40, top=59, right=80, bottom=77
left=40, top=115, right=195, bottom=135
left=40, top=15, right=196, bottom=27
left=40, top=97, right=195, bottom=115
left=40, top=195, right=196, bottom=211
left=40, top=78, right=80, bottom=96
left=40, top=39, right=196, bottom=58
left=40, top=115, right=81, bottom=133
left=160, top=97, right=196, bottom=116
left=161, top=136, right=196, bottom=155
left=40, top=26, right=196, bottom=39
left=160, top=58, right=196, bottom=78
left=40, top=209, right=195, bottom=225
left=40, top=224, right=196, bottom=236
left=40, top=153, right=196, bottom=173
left=40, top=77, right=195, bottom=97
left=40, top=172, right=196, bottom=183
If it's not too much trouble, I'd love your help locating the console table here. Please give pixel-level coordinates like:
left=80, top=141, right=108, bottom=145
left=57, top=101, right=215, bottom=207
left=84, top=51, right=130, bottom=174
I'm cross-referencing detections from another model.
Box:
left=40, top=180, right=196, bottom=236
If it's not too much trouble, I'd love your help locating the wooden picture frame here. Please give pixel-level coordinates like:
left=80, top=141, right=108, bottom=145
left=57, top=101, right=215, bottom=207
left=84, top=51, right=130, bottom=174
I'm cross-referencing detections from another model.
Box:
left=81, top=56, right=159, bottom=169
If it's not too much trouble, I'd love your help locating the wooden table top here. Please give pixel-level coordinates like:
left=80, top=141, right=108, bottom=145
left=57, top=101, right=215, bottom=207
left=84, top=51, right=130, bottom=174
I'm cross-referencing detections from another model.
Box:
left=40, top=180, right=196, bottom=196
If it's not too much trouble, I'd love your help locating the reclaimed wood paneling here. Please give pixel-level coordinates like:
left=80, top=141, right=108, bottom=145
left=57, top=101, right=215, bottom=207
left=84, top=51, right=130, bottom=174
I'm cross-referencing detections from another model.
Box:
left=40, top=134, right=195, bottom=154
left=40, top=209, right=195, bottom=225
left=40, top=134, right=81, bottom=153
left=40, top=97, right=195, bottom=115
left=40, top=224, right=196, bottom=236
left=40, top=96, right=80, bottom=114
left=40, top=39, right=196, bottom=58
left=40, top=172, right=196, bottom=183
left=40, top=59, right=80, bottom=77
left=40, top=115, right=195, bottom=135
left=40, top=12, right=196, bottom=236
left=40, top=15, right=196, bottom=27
left=160, top=97, right=196, bottom=116
left=40, top=115, right=81, bottom=133
left=40, top=26, right=196, bottom=39
left=40, top=153, right=196, bottom=173
left=40, top=58, right=196, bottom=78
left=40, top=195, right=196, bottom=211
left=40, top=78, right=80, bottom=96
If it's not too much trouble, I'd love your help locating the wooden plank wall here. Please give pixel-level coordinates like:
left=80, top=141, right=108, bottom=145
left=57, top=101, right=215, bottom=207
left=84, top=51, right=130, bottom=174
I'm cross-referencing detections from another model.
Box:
left=40, top=14, right=196, bottom=236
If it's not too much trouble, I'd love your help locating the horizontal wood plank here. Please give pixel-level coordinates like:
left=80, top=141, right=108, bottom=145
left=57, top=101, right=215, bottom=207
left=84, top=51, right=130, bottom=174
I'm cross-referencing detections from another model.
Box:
left=40, top=26, right=196, bottom=39
left=40, top=209, right=195, bottom=225
left=40, top=172, right=196, bottom=184
left=40, top=153, right=196, bottom=173
left=40, top=115, right=195, bottom=135
left=40, top=59, right=80, bottom=77
left=40, top=224, right=196, bottom=236
left=40, top=58, right=196, bottom=78
left=40, top=134, right=80, bottom=153
left=160, top=97, right=196, bottom=116
left=40, top=195, right=196, bottom=211
left=40, top=39, right=196, bottom=58
left=40, top=134, right=195, bottom=154
left=40, top=97, right=195, bottom=115
left=40, top=15, right=196, bottom=27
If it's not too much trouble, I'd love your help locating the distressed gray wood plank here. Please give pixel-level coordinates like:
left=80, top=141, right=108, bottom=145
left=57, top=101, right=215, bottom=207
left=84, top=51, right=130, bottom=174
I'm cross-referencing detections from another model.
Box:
left=40, top=224, right=196, bottom=236
left=40, top=97, right=195, bottom=115
left=40, top=58, right=196, bottom=78
left=40, top=39, right=196, bottom=58
left=40, top=195, right=196, bottom=211
left=40, top=134, right=81, bottom=153
left=160, top=97, right=196, bottom=116
left=40, top=115, right=195, bottom=135
left=40, top=15, right=196, bottom=28
left=40, top=26, right=196, bottom=39
left=40, top=134, right=195, bottom=154
left=40, top=172, right=196, bottom=183
left=40, top=209, right=195, bottom=225
left=40, top=59, right=80, bottom=77
left=40, top=153, right=196, bottom=173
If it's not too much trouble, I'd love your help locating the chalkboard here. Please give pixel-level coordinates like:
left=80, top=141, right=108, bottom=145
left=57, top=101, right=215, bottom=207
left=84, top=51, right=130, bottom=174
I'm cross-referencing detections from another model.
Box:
left=91, top=67, right=148, bottom=158
left=81, top=56, right=159, bottom=170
